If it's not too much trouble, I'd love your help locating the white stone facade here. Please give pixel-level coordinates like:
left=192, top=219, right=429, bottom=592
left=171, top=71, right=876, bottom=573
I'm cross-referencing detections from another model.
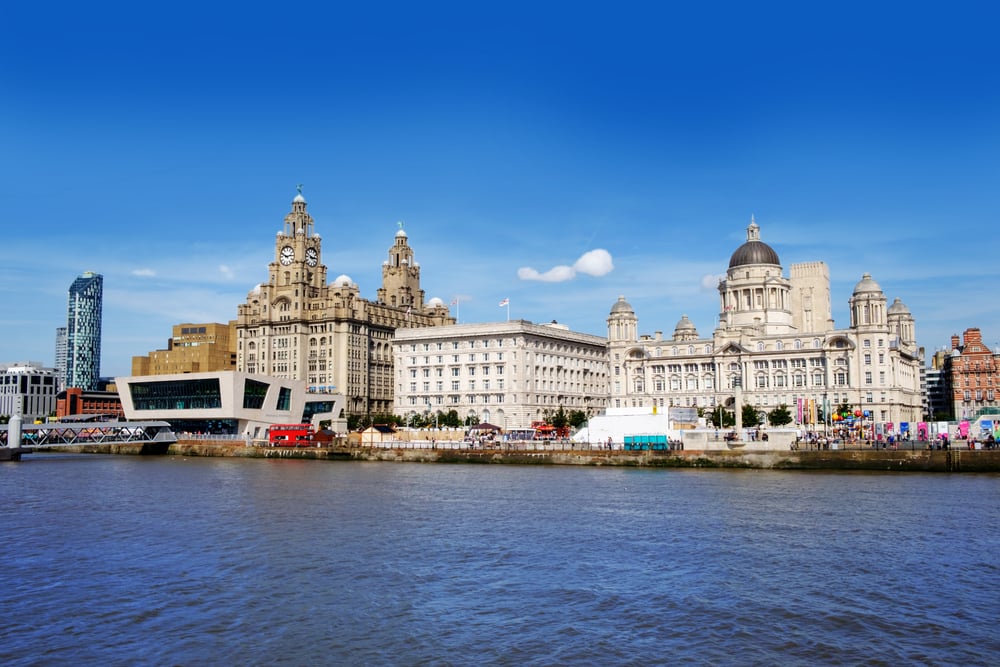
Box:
left=607, top=219, right=923, bottom=435
left=392, top=320, right=609, bottom=429
left=1, top=362, right=59, bottom=422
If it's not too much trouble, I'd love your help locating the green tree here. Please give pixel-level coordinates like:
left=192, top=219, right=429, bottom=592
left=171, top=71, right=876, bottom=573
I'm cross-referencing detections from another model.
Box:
left=568, top=410, right=588, bottom=429
left=708, top=405, right=734, bottom=428
left=441, top=409, right=462, bottom=428
left=767, top=404, right=794, bottom=426
left=742, top=404, right=762, bottom=427
left=550, top=406, right=569, bottom=430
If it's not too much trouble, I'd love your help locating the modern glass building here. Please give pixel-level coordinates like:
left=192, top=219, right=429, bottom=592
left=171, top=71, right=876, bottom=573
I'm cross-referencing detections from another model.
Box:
left=116, top=371, right=346, bottom=438
left=66, top=272, right=103, bottom=390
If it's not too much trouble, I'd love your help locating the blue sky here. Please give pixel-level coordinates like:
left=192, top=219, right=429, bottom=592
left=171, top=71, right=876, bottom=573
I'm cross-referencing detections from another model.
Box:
left=2, top=1, right=998, bottom=378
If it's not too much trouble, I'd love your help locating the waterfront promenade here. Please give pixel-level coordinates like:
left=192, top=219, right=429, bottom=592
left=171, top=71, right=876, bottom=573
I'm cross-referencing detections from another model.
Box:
left=29, top=438, right=1000, bottom=472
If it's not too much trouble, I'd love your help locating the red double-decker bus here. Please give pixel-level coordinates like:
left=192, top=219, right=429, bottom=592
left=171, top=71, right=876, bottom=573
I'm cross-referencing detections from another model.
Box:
left=268, top=423, right=314, bottom=446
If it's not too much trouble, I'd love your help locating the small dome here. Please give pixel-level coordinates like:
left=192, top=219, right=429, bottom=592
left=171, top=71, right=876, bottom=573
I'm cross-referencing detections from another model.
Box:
left=853, top=273, right=882, bottom=295
left=427, top=297, right=444, bottom=307
left=293, top=193, right=306, bottom=204
left=396, top=228, right=407, bottom=238
left=729, top=219, right=780, bottom=268
left=332, top=274, right=353, bottom=287
left=674, top=314, right=697, bottom=334
left=888, top=297, right=910, bottom=315
left=610, top=295, right=635, bottom=315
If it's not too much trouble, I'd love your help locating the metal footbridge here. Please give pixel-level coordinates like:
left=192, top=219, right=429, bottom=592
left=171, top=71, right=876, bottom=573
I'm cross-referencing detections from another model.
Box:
left=0, top=421, right=177, bottom=460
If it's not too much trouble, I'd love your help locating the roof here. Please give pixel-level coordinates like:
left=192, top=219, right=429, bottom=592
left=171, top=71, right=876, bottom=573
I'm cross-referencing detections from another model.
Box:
left=728, top=218, right=780, bottom=268
left=470, top=422, right=501, bottom=431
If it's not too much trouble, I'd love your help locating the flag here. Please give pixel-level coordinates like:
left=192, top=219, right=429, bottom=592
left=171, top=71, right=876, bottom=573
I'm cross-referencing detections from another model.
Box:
left=451, top=298, right=458, bottom=306
left=498, top=298, right=509, bottom=307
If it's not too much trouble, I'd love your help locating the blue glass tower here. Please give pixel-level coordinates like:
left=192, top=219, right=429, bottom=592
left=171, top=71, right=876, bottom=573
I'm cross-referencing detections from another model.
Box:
left=66, top=271, right=103, bottom=390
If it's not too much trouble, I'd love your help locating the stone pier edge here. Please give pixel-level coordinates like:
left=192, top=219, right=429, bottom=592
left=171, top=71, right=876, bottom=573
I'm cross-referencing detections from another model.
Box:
left=29, top=441, right=1000, bottom=473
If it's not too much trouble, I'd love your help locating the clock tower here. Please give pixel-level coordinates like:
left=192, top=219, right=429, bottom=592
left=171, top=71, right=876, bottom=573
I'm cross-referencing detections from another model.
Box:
left=236, top=188, right=455, bottom=418
left=273, top=185, right=324, bottom=283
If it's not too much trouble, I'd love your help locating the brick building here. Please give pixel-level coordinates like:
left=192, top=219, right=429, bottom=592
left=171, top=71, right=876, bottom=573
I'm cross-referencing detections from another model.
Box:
left=944, top=327, right=1000, bottom=421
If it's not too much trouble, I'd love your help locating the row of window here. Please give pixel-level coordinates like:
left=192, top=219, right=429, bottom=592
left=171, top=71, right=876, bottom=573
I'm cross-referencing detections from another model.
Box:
left=962, top=391, right=997, bottom=402
left=407, top=394, right=508, bottom=405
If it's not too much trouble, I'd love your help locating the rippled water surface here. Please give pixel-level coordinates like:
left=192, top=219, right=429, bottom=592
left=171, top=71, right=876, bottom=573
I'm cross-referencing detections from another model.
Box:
left=2, top=455, right=998, bottom=666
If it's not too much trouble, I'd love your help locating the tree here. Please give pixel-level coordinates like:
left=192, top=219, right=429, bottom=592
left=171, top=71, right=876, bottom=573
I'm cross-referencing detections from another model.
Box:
left=441, top=409, right=462, bottom=428
left=708, top=405, right=733, bottom=428
left=568, top=410, right=588, bottom=429
left=742, top=404, right=762, bottom=427
left=767, top=404, right=794, bottom=426
left=550, top=406, right=569, bottom=430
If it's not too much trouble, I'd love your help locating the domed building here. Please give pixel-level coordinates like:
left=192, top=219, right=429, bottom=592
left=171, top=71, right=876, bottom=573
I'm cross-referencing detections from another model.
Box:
left=607, top=217, right=923, bottom=439
left=236, top=189, right=455, bottom=417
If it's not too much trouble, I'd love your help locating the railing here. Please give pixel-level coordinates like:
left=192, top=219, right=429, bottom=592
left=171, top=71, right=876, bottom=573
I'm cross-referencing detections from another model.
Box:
left=167, top=434, right=999, bottom=453
left=0, top=421, right=177, bottom=447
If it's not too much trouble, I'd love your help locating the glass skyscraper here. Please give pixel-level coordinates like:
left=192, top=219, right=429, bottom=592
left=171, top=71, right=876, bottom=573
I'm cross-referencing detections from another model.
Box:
left=66, top=272, right=103, bottom=390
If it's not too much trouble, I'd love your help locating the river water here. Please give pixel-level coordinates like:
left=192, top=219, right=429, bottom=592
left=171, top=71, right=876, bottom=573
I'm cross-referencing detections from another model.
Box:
left=2, top=455, right=998, bottom=666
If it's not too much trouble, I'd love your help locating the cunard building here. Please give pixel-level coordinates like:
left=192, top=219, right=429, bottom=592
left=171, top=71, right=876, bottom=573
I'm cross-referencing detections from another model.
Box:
left=236, top=189, right=454, bottom=417
left=607, top=218, right=923, bottom=434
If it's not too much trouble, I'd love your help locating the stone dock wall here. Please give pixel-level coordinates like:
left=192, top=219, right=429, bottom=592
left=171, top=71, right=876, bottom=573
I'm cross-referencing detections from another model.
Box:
left=36, top=440, right=1000, bottom=472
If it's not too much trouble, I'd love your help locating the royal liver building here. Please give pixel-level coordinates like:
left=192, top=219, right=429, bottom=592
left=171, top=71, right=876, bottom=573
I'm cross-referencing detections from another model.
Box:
left=607, top=218, right=923, bottom=433
left=236, top=190, right=454, bottom=417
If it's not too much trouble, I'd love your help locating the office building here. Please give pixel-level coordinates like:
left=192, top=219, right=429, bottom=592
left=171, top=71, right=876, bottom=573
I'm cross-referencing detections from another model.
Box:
left=66, top=271, right=103, bottom=390
left=132, top=322, right=238, bottom=375
left=607, top=218, right=923, bottom=436
left=54, top=327, right=68, bottom=391
left=236, top=189, right=454, bottom=418
left=1, top=362, right=59, bottom=422
left=392, top=320, right=609, bottom=429
left=943, top=328, right=999, bottom=421
left=116, top=370, right=345, bottom=438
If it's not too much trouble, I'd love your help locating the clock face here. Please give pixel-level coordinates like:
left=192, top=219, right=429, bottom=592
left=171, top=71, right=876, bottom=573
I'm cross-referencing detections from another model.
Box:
left=280, top=246, right=295, bottom=265
left=305, top=247, right=318, bottom=267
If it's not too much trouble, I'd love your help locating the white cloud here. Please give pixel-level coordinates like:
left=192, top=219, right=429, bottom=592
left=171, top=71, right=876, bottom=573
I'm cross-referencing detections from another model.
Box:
left=518, top=249, right=614, bottom=283
left=219, top=265, right=235, bottom=280
left=700, top=273, right=725, bottom=290
left=573, top=249, right=614, bottom=277
left=518, top=265, right=576, bottom=282
left=131, top=268, right=156, bottom=277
